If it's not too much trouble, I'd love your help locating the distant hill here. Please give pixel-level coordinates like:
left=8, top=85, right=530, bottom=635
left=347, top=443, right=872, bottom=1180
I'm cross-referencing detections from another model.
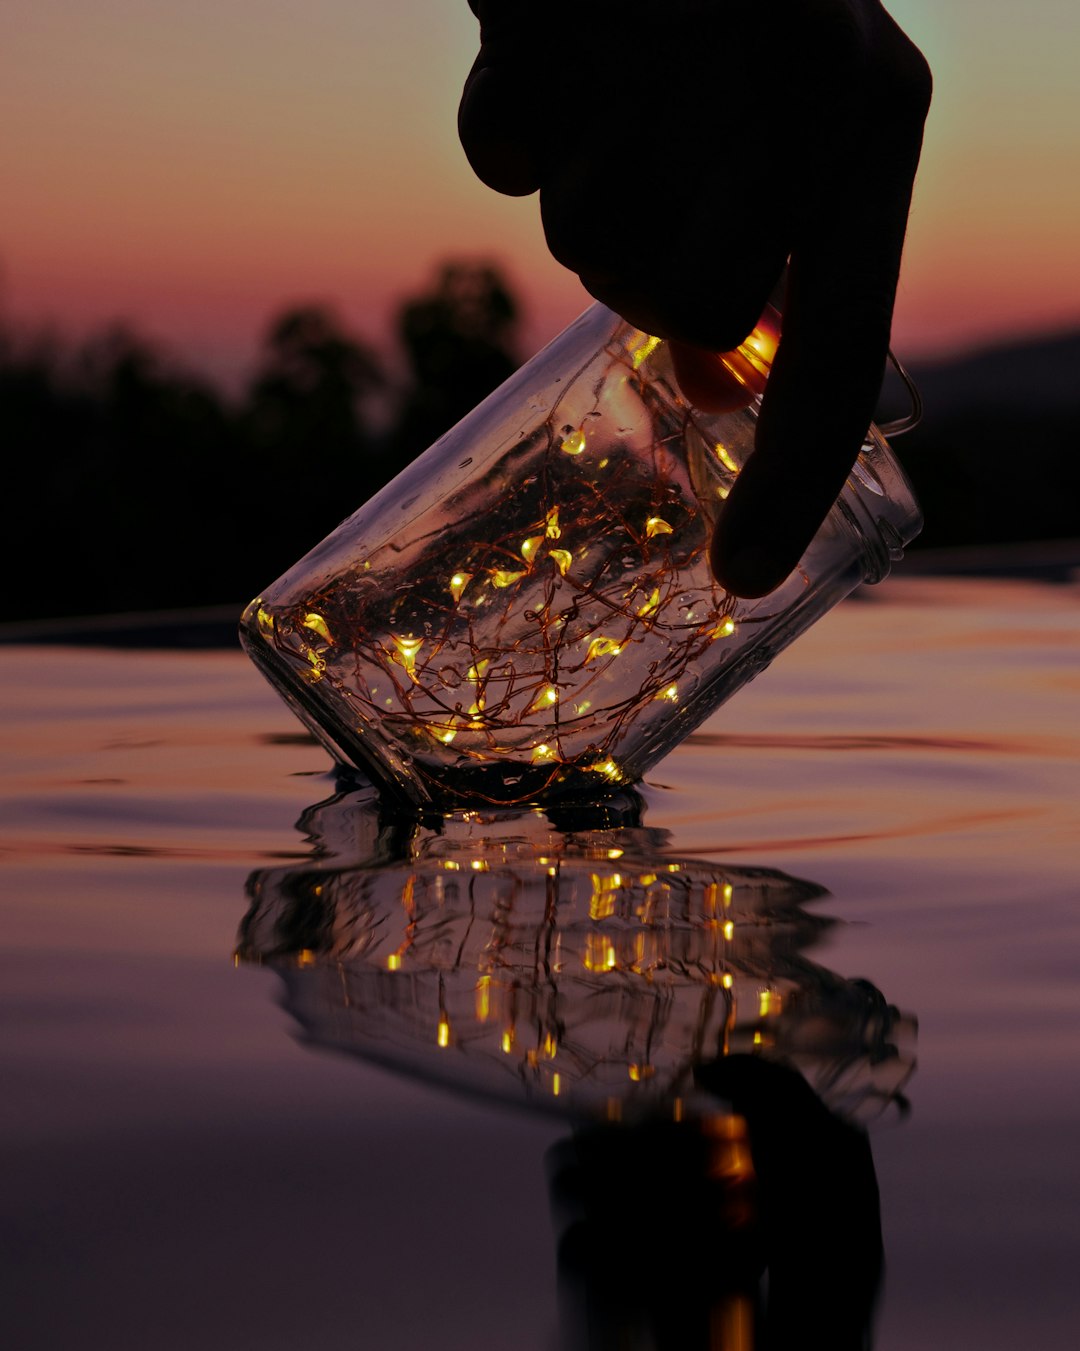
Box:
left=911, top=327, right=1080, bottom=419
left=881, top=327, right=1080, bottom=555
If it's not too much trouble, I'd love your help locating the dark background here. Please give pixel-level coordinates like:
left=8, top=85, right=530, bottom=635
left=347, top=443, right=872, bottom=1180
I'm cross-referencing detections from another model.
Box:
left=4, top=260, right=1077, bottom=630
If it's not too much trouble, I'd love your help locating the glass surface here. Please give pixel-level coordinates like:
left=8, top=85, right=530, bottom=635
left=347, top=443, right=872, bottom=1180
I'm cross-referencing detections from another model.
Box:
left=4, top=564, right=1080, bottom=1350
left=240, top=305, right=922, bottom=808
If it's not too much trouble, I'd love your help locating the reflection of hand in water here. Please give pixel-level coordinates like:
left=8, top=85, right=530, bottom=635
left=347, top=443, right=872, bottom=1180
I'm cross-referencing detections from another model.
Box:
left=548, top=1055, right=882, bottom=1351
left=699, top=1056, right=883, bottom=1351
left=239, top=781, right=912, bottom=1349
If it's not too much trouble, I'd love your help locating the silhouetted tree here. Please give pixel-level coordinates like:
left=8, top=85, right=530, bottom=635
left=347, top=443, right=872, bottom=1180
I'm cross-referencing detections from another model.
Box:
left=389, top=260, right=521, bottom=461
left=2, top=321, right=237, bottom=621
left=237, top=304, right=391, bottom=583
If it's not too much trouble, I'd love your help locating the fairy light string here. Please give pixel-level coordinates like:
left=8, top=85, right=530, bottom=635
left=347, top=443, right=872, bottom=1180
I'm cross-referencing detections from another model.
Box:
left=259, top=323, right=807, bottom=805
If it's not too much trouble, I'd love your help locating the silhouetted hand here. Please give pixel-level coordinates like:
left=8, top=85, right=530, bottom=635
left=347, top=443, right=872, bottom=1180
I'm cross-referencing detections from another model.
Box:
left=459, top=0, right=931, bottom=597
left=696, top=1054, right=884, bottom=1349
left=545, top=1055, right=884, bottom=1351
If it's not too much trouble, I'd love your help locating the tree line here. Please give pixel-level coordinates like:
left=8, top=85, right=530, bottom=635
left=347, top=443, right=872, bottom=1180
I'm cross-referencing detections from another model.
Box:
left=2, top=260, right=521, bottom=623
left=4, top=257, right=1076, bottom=627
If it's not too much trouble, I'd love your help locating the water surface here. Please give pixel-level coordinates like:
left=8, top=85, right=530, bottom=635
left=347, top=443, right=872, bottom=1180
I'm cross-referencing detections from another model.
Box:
left=3, top=568, right=1079, bottom=1350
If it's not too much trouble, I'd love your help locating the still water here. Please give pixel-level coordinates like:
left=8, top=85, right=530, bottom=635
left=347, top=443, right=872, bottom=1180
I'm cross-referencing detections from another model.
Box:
left=3, top=565, right=1079, bottom=1350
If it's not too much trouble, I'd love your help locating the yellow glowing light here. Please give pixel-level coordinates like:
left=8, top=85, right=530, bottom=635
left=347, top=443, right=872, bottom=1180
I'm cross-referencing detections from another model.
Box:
left=655, top=683, right=679, bottom=702
left=543, top=1033, right=558, bottom=1059
left=628, top=1064, right=654, bottom=1082
left=529, top=685, right=559, bottom=713
left=584, top=934, right=618, bottom=972
left=711, top=616, right=737, bottom=639
left=391, top=634, right=424, bottom=677
left=531, top=742, right=555, bottom=762
left=584, top=636, right=622, bottom=663
left=722, top=973, right=734, bottom=990
left=256, top=605, right=275, bottom=637
left=548, top=548, right=573, bottom=576
left=630, top=333, right=662, bottom=368
left=442, top=860, right=460, bottom=871
left=560, top=429, right=587, bottom=456
left=715, top=442, right=739, bottom=473
left=759, top=989, right=781, bottom=1017
left=636, top=588, right=661, bottom=618
left=576, top=699, right=592, bottom=715
left=590, top=873, right=622, bottom=920
left=742, top=321, right=780, bottom=368
left=639, top=873, right=657, bottom=887
left=717, top=485, right=730, bottom=500
left=714, top=1294, right=755, bottom=1351
left=297, top=949, right=316, bottom=968
left=723, top=920, right=735, bottom=941
left=449, top=572, right=473, bottom=603
left=302, top=650, right=325, bottom=682
left=501, top=1029, right=515, bottom=1054
left=492, top=569, right=527, bottom=588
left=723, top=883, right=733, bottom=908
left=753, top=1030, right=763, bottom=1047
left=470, top=859, right=489, bottom=872
left=646, top=516, right=674, bottom=538
left=520, top=535, right=545, bottom=564
left=437, top=726, right=457, bottom=744
left=552, top=1073, right=562, bottom=1096
left=547, top=866, right=557, bottom=877
left=476, top=975, right=491, bottom=1021
left=387, top=953, right=402, bottom=971
left=438, top=1017, right=451, bottom=1048
left=607, top=848, right=624, bottom=860
left=302, top=612, right=333, bottom=644
left=544, top=506, right=562, bottom=538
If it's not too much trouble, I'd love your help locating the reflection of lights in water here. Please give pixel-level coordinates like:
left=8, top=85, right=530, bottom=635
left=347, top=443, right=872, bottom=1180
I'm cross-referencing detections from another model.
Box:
left=238, top=786, right=917, bottom=1127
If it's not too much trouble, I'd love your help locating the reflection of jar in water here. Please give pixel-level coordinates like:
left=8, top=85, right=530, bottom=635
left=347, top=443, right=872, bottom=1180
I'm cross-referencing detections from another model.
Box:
left=240, top=301, right=921, bottom=808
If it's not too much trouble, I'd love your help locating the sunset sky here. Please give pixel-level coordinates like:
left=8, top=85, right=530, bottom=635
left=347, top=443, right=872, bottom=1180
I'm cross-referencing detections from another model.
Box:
left=4, top=1, right=1079, bottom=385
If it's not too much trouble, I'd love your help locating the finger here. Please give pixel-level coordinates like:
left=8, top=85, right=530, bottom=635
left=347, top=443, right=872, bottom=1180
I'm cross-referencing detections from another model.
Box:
left=458, top=60, right=543, bottom=197
left=457, top=1, right=545, bottom=197
left=710, top=51, right=931, bottom=598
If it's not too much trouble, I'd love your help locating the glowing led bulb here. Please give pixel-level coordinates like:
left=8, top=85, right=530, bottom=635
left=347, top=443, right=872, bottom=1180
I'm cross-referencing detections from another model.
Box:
left=449, top=572, right=472, bottom=603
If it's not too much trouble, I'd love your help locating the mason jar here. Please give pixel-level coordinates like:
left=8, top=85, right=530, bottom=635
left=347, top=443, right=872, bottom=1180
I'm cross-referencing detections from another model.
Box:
left=240, top=301, right=922, bottom=808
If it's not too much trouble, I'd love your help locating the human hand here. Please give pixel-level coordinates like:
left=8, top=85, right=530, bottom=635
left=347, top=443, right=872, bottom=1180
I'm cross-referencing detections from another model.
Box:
left=458, top=0, right=931, bottom=597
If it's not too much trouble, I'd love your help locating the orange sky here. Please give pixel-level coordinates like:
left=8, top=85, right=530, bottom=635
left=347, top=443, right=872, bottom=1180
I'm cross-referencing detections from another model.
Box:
left=4, top=1, right=1079, bottom=384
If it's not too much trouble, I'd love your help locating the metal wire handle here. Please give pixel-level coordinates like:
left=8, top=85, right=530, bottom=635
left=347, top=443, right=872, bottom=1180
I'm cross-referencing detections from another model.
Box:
left=878, top=348, right=924, bottom=438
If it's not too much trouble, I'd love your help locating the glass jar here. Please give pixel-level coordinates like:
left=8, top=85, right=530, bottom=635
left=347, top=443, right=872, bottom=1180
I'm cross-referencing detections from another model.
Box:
left=239, top=302, right=922, bottom=808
